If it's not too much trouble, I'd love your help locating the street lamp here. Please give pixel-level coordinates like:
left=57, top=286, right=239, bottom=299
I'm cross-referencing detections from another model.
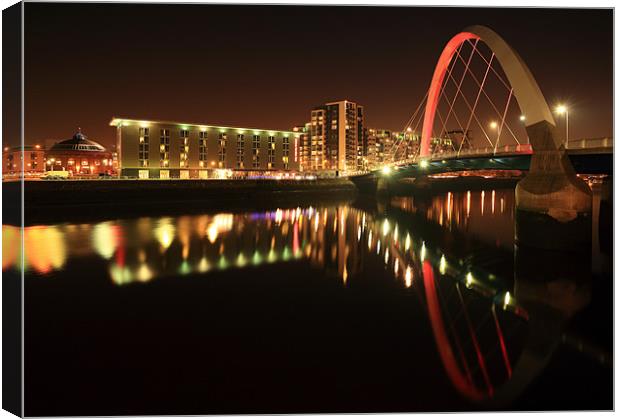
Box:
left=555, top=104, right=569, bottom=148
left=489, top=121, right=499, bottom=152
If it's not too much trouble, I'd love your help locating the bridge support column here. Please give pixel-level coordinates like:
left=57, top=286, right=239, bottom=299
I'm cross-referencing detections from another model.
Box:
left=377, top=176, right=391, bottom=196
left=515, top=121, right=592, bottom=251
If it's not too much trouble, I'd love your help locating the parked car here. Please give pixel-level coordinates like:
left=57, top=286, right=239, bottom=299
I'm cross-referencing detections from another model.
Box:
left=41, top=170, right=70, bottom=180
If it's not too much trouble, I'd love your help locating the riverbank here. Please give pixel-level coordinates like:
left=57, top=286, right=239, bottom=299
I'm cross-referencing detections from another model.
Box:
left=5, top=178, right=358, bottom=225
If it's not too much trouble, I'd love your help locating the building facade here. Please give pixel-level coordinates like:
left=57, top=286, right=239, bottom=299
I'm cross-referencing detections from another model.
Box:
left=2, top=144, right=45, bottom=177
left=45, top=130, right=116, bottom=176
left=306, top=100, right=365, bottom=174
left=293, top=124, right=311, bottom=172
left=111, top=118, right=300, bottom=179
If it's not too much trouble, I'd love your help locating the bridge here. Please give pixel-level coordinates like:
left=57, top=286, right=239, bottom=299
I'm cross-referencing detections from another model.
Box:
left=370, top=138, right=612, bottom=179
left=351, top=25, right=612, bottom=251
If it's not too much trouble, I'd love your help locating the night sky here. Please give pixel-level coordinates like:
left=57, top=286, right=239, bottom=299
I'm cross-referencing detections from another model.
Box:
left=22, top=3, right=612, bottom=149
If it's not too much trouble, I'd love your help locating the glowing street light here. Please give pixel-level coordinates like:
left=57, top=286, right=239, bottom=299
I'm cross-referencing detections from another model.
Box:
left=555, top=104, right=569, bottom=148
left=382, top=166, right=392, bottom=175
left=489, top=121, right=498, bottom=130
left=519, top=115, right=526, bottom=122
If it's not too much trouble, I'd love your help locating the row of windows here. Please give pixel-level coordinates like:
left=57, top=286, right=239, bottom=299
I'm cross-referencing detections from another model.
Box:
left=138, top=129, right=292, bottom=168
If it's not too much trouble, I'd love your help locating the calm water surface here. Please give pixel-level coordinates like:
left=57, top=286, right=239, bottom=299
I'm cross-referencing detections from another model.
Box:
left=5, top=182, right=613, bottom=415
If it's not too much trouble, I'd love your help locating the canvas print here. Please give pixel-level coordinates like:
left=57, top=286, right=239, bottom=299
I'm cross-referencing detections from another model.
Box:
left=1, top=2, right=613, bottom=416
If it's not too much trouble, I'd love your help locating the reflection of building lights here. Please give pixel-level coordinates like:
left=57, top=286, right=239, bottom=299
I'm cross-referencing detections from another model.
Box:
left=405, top=233, right=411, bottom=251
left=405, top=266, right=412, bottom=287
left=179, top=261, right=192, bottom=275
left=439, top=255, right=447, bottom=275
left=236, top=253, right=247, bottom=267
left=368, top=231, right=373, bottom=249
left=466, top=272, right=474, bottom=288
left=504, top=291, right=511, bottom=307
left=206, top=214, right=233, bottom=243
left=252, top=251, right=262, bottom=265
left=357, top=226, right=361, bottom=241
left=25, top=226, right=67, bottom=274
left=109, top=265, right=133, bottom=285
left=384, top=249, right=389, bottom=264
left=393, top=224, right=398, bottom=241
left=382, top=219, right=390, bottom=236
left=275, top=208, right=283, bottom=224
left=376, top=241, right=381, bottom=255
left=136, top=264, right=153, bottom=282
left=198, top=257, right=210, bottom=272
left=267, top=248, right=277, bottom=262
left=394, top=259, right=399, bottom=275
left=92, top=222, right=119, bottom=260
left=420, top=241, right=426, bottom=261
left=155, top=220, right=175, bottom=250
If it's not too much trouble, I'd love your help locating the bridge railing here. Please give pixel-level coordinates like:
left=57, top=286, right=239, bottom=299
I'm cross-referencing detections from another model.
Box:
left=381, top=139, right=611, bottom=171
left=566, top=137, right=613, bottom=150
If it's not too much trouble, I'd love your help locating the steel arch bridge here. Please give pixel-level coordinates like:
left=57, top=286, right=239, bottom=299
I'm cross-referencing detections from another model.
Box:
left=358, top=25, right=611, bottom=177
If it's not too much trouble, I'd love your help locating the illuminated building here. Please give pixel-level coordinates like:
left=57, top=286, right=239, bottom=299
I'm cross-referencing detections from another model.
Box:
left=293, top=124, right=310, bottom=172
left=45, top=130, right=116, bottom=176
left=110, top=118, right=300, bottom=179
left=2, top=144, right=45, bottom=177
left=367, top=129, right=393, bottom=168
left=306, top=100, right=366, bottom=174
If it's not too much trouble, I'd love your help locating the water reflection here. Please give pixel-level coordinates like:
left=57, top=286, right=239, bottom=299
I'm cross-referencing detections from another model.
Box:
left=392, top=189, right=515, bottom=249
left=8, top=186, right=611, bottom=410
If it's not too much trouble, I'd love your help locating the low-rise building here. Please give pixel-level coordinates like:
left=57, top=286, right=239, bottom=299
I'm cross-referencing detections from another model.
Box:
left=45, top=130, right=116, bottom=176
left=2, top=144, right=45, bottom=177
left=110, top=118, right=301, bottom=179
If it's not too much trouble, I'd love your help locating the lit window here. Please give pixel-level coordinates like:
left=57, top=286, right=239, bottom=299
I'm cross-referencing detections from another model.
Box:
left=160, top=129, right=170, bottom=167
left=199, top=131, right=208, bottom=163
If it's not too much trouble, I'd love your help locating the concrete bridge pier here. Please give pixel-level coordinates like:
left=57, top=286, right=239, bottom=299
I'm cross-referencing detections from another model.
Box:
left=515, top=121, right=592, bottom=251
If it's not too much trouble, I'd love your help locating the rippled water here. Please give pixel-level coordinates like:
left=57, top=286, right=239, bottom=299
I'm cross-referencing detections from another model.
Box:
left=5, top=183, right=612, bottom=415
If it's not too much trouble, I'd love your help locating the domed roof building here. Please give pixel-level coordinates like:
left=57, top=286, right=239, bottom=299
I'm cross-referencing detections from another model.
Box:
left=49, top=131, right=107, bottom=152
left=46, top=129, right=117, bottom=176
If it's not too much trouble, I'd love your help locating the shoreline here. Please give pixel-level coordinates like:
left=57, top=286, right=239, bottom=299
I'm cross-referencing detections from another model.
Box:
left=5, top=178, right=359, bottom=225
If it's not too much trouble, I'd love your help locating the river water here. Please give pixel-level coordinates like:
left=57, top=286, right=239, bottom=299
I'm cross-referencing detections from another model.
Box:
left=4, top=180, right=612, bottom=415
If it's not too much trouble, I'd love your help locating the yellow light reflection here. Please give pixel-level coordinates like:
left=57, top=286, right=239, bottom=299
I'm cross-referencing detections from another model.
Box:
left=439, top=255, right=447, bottom=275
left=405, top=266, right=412, bottom=288
left=206, top=214, right=233, bottom=243
left=382, top=219, right=390, bottom=236
left=24, top=226, right=66, bottom=274
left=2, top=225, right=21, bottom=271
left=155, top=219, right=175, bottom=249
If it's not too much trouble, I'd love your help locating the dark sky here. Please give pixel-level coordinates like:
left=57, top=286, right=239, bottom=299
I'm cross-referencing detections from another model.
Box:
left=22, top=3, right=612, bottom=148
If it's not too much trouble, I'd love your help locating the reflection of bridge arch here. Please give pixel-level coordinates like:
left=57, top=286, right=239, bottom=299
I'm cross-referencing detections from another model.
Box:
left=420, top=25, right=556, bottom=158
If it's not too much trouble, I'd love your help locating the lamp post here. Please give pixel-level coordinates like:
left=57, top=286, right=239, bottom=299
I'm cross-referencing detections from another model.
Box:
left=555, top=105, right=569, bottom=149
left=489, top=121, right=498, bottom=153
